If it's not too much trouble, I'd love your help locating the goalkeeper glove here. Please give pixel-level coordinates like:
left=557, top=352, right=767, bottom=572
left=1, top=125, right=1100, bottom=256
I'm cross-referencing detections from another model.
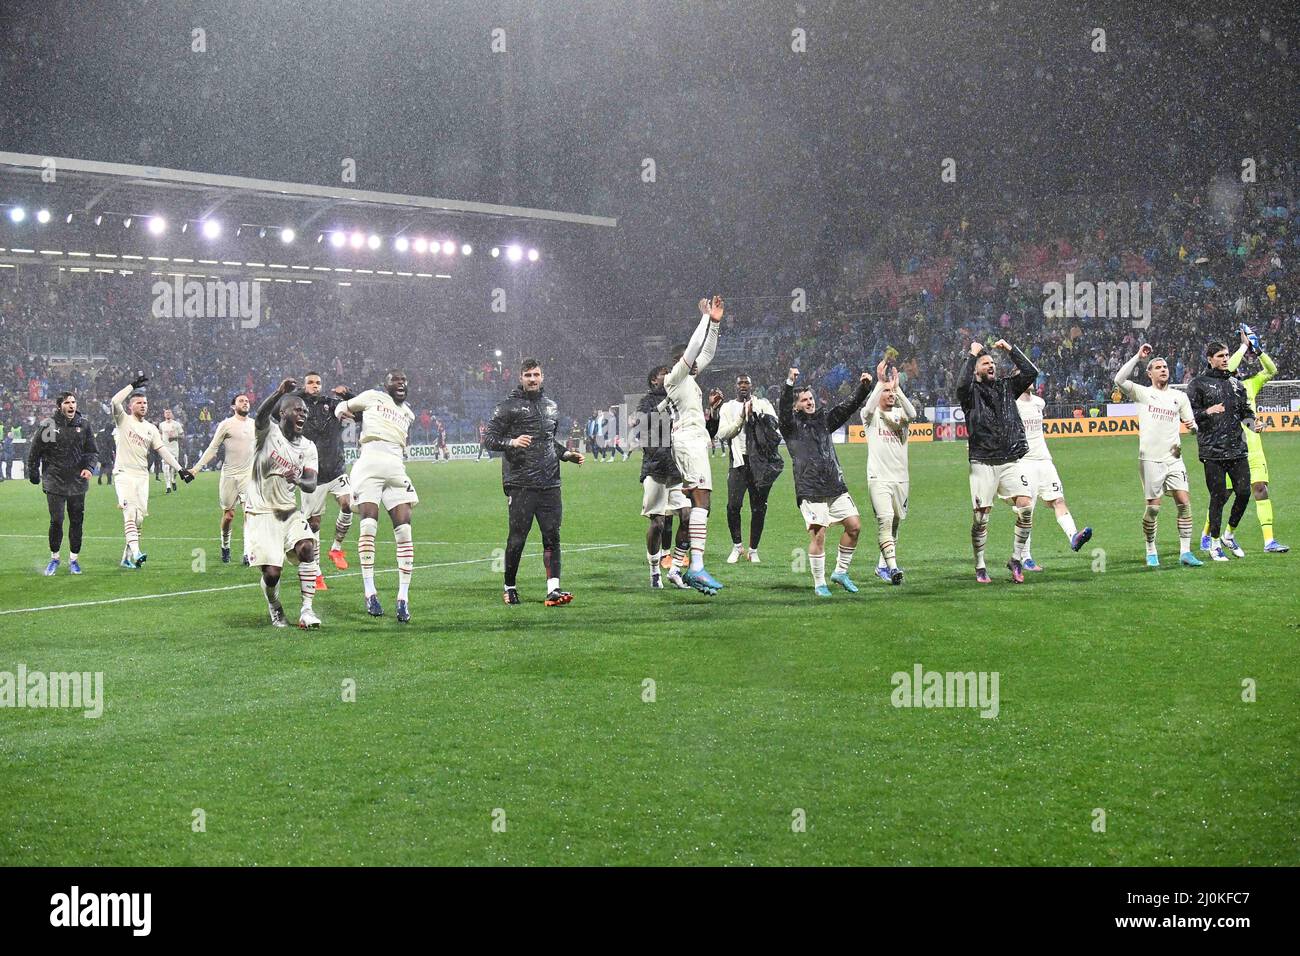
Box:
left=179, top=469, right=195, bottom=484
left=28, top=472, right=40, bottom=485
left=130, top=374, right=150, bottom=389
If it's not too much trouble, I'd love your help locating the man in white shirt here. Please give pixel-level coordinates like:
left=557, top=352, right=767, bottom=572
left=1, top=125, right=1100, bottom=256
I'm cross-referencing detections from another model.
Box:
left=1013, top=388, right=1093, bottom=571
left=861, top=361, right=915, bottom=585
left=245, top=378, right=321, bottom=629
left=110, top=374, right=192, bottom=568
left=663, top=295, right=725, bottom=594
left=1115, top=344, right=1202, bottom=567
left=158, top=409, right=185, bottom=493
left=715, top=373, right=782, bottom=565
left=190, top=394, right=255, bottom=564
left=334, top=370, right=418, bottom=622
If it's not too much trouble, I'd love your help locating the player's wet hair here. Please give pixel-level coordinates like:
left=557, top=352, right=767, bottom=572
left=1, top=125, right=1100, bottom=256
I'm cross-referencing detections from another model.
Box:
left=129, top=390, right=147, bottom=401
left=648, top=365, right=670, bottom=387
left=230, top=394, right=242, bottom=407
left=1205, top=341, right=1227, bottom=359
left=56, top=391, right=75, bottom=404
left=305, top=371, right=321, bottom=380
left=521, top=357, right=541, bottom=373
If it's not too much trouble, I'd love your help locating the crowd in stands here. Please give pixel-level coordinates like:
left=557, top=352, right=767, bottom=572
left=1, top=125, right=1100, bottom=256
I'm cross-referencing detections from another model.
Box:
left=709, top=173, right=1298, bottom=418
left=0, top=274, right=520, bottom=465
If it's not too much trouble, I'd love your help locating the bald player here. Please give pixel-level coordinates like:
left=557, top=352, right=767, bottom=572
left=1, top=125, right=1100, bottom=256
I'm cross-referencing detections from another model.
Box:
left=190, top=394, right=256, bottom=564
left=110, top=374, right=192, bottom=568
left=334, top=370, right=418, bottom=622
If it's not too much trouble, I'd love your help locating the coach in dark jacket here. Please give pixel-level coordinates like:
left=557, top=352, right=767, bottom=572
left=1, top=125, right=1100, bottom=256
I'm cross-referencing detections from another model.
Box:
left=956, top=339, right=1039, bottom=464
left=1188, top=341, right=1259, bottom=545
left=27, top=392, right=99, bottom=574
left=480, top=358, right=585, bottom=605
left=779, top=370, right=871, bottom=503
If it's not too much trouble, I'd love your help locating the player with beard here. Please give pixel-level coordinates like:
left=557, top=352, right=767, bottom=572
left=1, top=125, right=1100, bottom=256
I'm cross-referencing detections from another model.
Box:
left=297, top=372, right=355, bottom=591
left=335, top=370, right=418, bottom=622
left=245, top=378, right=320, bottom=629
left=780, top=367, right=873, bottom=596
left=482, top=358, right=585, bottom=605
left=110, top=374, right=192, bottom=569
left=956, top=339, right=1040, bottom=583
left=191, top=394, right=256, bottom=565
left=27, top=392, right=98, bottom=575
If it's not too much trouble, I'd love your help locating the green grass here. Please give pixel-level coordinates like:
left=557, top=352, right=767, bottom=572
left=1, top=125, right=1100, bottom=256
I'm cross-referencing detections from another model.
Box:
left=1, top=436, right=1297, bottom=866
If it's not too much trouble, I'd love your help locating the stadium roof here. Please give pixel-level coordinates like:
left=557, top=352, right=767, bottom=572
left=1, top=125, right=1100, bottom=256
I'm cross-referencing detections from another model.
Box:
left=0, top=151, right=617, bottom=234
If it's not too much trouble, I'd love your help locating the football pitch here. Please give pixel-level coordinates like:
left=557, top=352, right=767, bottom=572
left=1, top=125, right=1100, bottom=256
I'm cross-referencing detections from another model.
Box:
left=1, top=436, right=1296, bottom=866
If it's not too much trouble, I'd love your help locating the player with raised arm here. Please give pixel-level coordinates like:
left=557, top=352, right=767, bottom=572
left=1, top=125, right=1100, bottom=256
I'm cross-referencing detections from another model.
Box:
left=190, top=394, right=255, bottom=565
left=298, top=373, right=355, bottom=591
left=780, top=366, right=873, bottom=596
left=956, top=339, right=1039, bottom=584
left=481, top=358, right=585, bottom=605
left=334, top=370, right=418, bottom=622
left=245, top=378, right=321, bottom=629
left=663, top=296, right=725, bottom=595
left=110, top=374, right=193, bottom=569
left=1014, top=387, right=1093, bottom=571
left=1115, top=344, right=1201, bottom=567
left=1188, top=341, right=1264, bottom=561
left=158, top=409, right=185, bottom=493
left=1199, top=328, right=1288, bottom=554
left=862, top=361, right=914, bottom=585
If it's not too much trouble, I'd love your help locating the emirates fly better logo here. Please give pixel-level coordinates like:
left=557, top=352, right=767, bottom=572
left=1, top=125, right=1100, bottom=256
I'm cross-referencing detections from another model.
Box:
left=151, top=276, right=261, bottom=328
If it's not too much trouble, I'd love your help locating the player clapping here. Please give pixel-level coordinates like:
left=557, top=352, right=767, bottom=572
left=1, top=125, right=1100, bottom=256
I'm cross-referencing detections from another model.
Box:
left=862, top=361, right=914, bottom=585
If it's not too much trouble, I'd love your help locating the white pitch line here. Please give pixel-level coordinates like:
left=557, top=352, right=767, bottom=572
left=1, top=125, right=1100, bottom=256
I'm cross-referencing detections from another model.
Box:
left=0, top=544, right=626, bottom=616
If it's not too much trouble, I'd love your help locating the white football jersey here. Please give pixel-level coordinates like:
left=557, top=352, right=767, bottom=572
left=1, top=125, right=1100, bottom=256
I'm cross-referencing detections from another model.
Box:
left=1117, top=380, right=1195, bottom=462
left=339, top=388, right=414, bottom=452
left=159, top=419, right=184, bottom=445
left=864, top=405, right=912, bottom=483
left=111, top=385, right=166, bottom=474
left=1016, top=394, right=1051, bottom=461
left=245, top=423, right=318, bottom=514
